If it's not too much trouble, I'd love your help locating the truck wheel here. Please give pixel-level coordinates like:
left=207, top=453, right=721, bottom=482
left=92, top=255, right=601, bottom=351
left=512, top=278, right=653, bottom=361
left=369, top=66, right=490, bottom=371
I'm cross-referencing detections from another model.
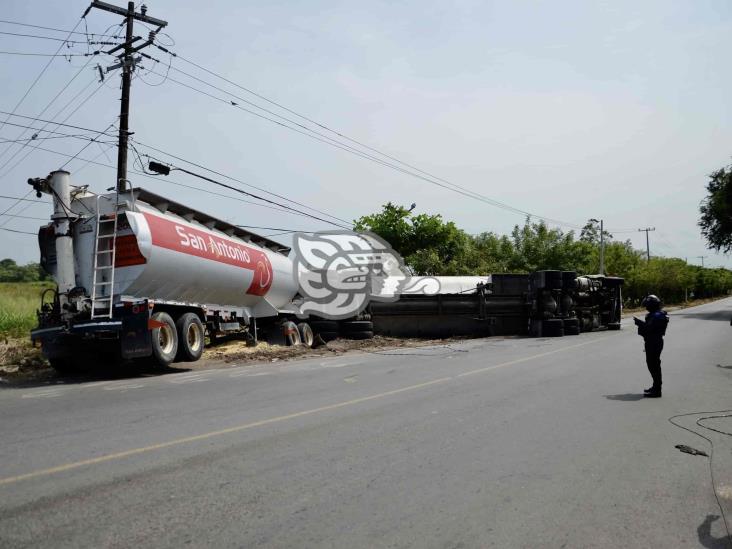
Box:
left=344, top=330, right=374, bottom=340
left=310, top=320, right=339, bottom=334
left=49, top=358, right=77, bottom=374
left=341, top=320, right=373, bottom=333
left=607, top=322, right=621, bottom=331
left=151, top=311, right=178, bottom=368
left=176, top=313, right=205, bottom=362
left=282, top=321, right=302, bottom=346
left=563, top=318, right=580, bottom=335
left=541, top=319, right=564, bottom=337
left=297, top=322, right=314, bottom=347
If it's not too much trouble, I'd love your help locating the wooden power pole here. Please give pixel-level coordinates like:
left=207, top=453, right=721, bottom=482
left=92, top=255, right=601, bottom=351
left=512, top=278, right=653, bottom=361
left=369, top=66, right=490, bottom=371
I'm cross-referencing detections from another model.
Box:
left=88, top=1, right=168, bottom=192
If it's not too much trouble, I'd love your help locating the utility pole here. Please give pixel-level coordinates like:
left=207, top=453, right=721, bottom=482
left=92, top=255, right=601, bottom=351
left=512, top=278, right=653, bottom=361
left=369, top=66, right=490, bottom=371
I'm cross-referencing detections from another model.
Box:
left=88, top=1, right=167, bottom=192
left=638, top=227, right=655, bottom=263
left=697, top=255, right=707, bottom=268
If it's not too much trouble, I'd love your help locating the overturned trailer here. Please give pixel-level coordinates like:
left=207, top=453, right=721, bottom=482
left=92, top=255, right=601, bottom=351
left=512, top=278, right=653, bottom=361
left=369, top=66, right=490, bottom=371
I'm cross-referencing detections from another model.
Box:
left=371, top=271, right=623, bottom=338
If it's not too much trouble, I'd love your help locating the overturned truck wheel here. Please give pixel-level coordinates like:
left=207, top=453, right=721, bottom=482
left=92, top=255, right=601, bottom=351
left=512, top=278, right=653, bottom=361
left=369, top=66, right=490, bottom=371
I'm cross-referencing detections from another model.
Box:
left=542, top=318, right=564, bottom=337
left=563, top=318, right=580, bottom=335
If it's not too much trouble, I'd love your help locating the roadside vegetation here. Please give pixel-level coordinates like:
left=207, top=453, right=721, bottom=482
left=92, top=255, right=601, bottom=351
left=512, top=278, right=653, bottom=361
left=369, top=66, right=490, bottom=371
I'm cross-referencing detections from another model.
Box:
left=0, top=282, right=53, bottom=338
left=355, top=204, right=732, bottom=306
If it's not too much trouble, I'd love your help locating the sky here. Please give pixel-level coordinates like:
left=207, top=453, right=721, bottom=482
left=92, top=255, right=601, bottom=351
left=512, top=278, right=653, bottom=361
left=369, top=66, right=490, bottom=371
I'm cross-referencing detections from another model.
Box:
left=0, top=0, right=731, bottom=267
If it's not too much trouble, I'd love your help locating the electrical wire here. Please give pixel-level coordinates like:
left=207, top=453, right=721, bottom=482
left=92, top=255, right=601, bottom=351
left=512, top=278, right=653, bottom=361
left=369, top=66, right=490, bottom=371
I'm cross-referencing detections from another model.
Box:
left=0, top=70, right=118, bottom=179
left=160, top=49, right=585, bottom=230
left=0, top=15, right=84, bottom=137
left=668, top=410, right=732, bottom=545
left=0, top=110, right=118, bottom=136
left=26, top=143, right=344, bottom=223
left=132, top=138, right=353, bottom=227
left=147, top=64, right=582, bottom=230
left=0, top=18, right=122, bottom=39
left=0, top=194, right=48, bottom=204
left=145, top=156, right=352, bottom=229
left=0, top=30, right=122, bottom=45
left=0, top=226, right=36, bottom=235
left=0, top=57, right=99, bottom=167
left=59, top=121, right=118, bottom=169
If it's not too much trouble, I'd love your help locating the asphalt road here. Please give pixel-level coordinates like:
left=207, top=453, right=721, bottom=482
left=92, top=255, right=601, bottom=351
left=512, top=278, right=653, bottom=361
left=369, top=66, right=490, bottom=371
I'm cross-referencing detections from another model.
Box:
left=1, top=299, right=732, bottom=548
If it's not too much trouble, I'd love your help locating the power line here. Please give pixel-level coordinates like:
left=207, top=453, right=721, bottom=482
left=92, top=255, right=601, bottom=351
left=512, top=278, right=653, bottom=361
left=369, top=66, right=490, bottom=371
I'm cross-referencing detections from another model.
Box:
left=0, top=226, right=36, bottom=235
left=0, top=110, right=119, bottom=136
left=161, top=49, right=585, bottom=230
left=0, top=70, right=116, bottom=179
left=0, top=55, right=99, bottom=168
left=0, top=50, right=94, bottom=57
left=26, top=142, right=342, bottom=223
left=147, top=160, right=352, bottom=229
left=0, top=194, right=48, bottom=204
left=0, top=18, right=122, bottom=39
left=0, top=30, right=122, bottom=44
left=133, top=139, right=353, bottom=227
left=0, top=15, right=84, bottom=138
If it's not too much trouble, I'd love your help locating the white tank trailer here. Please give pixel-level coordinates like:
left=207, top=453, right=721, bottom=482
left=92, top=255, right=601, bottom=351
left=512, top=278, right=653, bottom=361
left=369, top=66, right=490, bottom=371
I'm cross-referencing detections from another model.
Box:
left=27, top=171, right=624, bottom=373
left=29, top=170, right=311, bottom=371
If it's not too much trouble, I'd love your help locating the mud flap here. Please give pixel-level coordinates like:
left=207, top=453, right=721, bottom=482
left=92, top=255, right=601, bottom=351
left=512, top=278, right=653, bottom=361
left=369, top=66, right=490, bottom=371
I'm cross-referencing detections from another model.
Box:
left=117, top=301, right=152, bottom=359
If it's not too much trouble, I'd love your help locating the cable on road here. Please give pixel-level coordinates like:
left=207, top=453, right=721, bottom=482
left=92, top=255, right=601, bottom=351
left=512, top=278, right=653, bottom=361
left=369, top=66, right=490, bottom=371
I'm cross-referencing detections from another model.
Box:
left=668, top=409, right=732, bottom=545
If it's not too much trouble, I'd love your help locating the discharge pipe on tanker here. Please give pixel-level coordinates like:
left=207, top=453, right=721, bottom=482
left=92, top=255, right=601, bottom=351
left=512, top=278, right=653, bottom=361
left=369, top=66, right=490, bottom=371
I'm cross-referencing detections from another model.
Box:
left=48, top=170, right=77, bottom=298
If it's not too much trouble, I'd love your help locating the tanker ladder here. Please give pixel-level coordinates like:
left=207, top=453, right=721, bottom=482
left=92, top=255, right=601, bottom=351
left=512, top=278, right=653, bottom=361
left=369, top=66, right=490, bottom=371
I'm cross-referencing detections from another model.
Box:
left=90, top=194, right=119, bottom=319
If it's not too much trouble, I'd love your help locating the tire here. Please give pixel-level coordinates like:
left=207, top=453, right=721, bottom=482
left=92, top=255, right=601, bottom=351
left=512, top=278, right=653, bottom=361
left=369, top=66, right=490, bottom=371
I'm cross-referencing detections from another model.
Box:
left=561, top=271, right=577, bottom=290
left=310, top=320, right=339, bottom=334
left=297, top=322, right=314, bottom=348
left=563, top=318, right=580, bottom=336
left=542, top=319, right=564, bottom=337
left=317, top=331, right=339, bottom=342
left=151, top=311, right=178, bottom=368
left=49, top=357, right=77, bottom=374
left=343, top=330, right=374, bottom=340
left=544, top=271, right=563, bottom=290
left=607, top=322, right=621, bottom=331
left=341, top=320, right=373, bottom=333
left=282, top=321, right=302, bottom=346
left=176, top=313, right=205, bottom=362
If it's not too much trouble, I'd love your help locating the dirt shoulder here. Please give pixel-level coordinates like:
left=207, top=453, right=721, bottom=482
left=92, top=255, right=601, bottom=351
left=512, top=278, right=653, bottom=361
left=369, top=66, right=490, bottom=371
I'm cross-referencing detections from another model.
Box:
left=2, top=295, right=728, bottom=385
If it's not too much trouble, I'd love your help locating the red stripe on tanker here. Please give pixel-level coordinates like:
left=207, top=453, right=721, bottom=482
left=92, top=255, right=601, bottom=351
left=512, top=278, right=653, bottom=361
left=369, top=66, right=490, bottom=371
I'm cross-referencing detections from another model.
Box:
left=142, top=212, right=273, bottom=296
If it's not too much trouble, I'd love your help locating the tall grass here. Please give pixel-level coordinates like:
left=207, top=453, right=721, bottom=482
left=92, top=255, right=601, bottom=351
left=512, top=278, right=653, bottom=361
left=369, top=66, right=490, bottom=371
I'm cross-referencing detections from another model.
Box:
left=0, top=282, right=53, bottom=338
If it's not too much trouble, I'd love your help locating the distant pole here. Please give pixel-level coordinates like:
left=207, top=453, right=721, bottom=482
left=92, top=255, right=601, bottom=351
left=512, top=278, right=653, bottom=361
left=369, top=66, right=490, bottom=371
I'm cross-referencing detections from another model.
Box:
left=697, top=255, right=707, bottom=268
left=638, top=227, right=655, bottom=263
left=599, top=219, right=605, bottom=274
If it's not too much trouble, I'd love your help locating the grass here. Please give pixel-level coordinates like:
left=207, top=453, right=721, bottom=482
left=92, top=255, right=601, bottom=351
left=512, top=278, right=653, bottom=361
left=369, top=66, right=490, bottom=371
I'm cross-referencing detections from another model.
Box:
left=0, top=282, right=54, bottom=338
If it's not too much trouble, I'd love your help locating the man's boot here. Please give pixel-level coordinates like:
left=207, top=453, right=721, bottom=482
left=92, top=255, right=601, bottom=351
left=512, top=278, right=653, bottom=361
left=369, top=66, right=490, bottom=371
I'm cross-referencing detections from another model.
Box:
left=644, top=388, right=662, bottom=398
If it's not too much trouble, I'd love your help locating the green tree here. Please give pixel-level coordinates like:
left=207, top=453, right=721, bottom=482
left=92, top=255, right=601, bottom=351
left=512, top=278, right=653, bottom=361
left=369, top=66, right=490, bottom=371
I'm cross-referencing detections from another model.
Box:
left=699, top=165, right=732, bottom=252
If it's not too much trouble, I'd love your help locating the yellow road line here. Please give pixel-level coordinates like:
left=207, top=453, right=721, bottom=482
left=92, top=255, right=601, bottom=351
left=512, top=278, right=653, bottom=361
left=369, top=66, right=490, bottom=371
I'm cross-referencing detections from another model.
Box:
left=0, top=334, right=611, bottom=487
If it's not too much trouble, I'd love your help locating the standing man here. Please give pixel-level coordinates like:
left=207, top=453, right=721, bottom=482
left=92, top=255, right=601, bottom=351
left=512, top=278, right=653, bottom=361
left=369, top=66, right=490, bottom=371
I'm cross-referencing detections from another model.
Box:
left=633, top=295, right=669, bottom=398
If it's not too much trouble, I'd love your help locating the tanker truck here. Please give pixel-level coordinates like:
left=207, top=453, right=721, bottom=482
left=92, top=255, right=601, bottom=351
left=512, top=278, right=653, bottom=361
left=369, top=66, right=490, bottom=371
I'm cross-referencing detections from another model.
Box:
left=28, top=170, right=312, bottom=372
left=27, top=170, right=623, bottom=373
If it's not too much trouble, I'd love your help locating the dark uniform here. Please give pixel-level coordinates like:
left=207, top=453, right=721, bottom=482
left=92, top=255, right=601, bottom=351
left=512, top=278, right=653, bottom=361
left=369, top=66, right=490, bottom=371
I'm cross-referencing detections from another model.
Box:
left=634, top=295, right=669, bottom=397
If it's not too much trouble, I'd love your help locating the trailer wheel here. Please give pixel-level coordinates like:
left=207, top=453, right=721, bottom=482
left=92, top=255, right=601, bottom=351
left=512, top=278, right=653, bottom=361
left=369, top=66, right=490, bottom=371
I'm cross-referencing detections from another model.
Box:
left=297, top=322, right=314, bottom=348
left=282, top=321, right=302, bottom=346
left=343, top=330, right=374, bottom=340
left=541, top=319, right=564, bottom=337
left=310, top=320, right=339, bottom=334
left=176, top=313, right=205, bottom=362
left=563, top=318, right=580, bottom=336
left=151, top=311, right=178, bottom=367
left=49, top=358, right=77, bottom=374
left=341, top=320, right=373, bottom=333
